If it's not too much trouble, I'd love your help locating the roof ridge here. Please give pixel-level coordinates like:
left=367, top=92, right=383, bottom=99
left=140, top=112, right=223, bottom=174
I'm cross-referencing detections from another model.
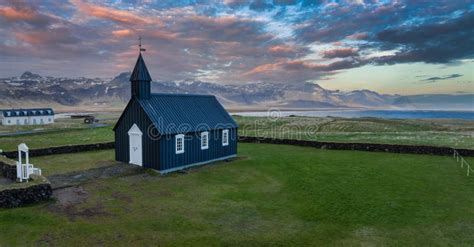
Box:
left=149, top=93, right=215, bottom=97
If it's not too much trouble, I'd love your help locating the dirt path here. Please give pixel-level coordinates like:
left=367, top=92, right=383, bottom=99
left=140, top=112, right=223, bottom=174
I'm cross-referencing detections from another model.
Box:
left=47, top=164, right=144, bottom=190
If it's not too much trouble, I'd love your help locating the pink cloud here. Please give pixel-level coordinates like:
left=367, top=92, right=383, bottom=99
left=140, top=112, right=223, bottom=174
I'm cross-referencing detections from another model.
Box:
left=268, top=45, right=296, bottom=54
left=322, top=48, right=359, bottom=58
left=346, top=32, right=369, bottom=40
left=70, top=0, right=160, bottom=25
left=14, top=28, right=78, bottom=45
left=0, top=6, right=35, bottom=21
left=112, top=29, right=134, bottom=38
left=0, top=4, right=53, bottom=27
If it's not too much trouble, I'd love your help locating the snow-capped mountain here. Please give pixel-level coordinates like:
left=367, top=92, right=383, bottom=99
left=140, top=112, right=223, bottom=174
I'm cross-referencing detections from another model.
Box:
left=0, top=72, right=471, bottom=110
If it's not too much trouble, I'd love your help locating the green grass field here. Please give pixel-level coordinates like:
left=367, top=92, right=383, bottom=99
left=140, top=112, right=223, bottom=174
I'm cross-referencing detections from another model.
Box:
left=0, top=116, right=472, bottom=152
left=237, top=116, right=474, bottom=149
left=0, top=126, right=114, bottom=152
left=1, top=143, right=473, bottom=246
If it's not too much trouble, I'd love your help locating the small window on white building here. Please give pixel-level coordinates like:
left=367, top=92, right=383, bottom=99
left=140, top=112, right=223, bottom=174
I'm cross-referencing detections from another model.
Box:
left=49, top=118, right=52, bottom=122
left=175, top=134, right=185, bottom=154
left=7, top=120, right=11, bottom=124
left=201, top=132, right=209, bottom=150
left=24, top=119, right=27, bottom=125
left=222, top=129, right=229, bottom=146
left=16, top=119, right=20, bottom=125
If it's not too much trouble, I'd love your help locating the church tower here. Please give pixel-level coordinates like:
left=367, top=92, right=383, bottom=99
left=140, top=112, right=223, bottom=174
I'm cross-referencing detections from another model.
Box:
left=130, top=38, right=151, bottom=99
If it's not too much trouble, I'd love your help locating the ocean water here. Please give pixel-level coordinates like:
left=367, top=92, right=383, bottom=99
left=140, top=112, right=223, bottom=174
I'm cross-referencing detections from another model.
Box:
left=233, top=110, right=474, bottom=120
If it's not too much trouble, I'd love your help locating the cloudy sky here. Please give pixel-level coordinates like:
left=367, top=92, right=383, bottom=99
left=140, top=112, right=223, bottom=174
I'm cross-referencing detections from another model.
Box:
left=0, top=0, right=472, bottom=95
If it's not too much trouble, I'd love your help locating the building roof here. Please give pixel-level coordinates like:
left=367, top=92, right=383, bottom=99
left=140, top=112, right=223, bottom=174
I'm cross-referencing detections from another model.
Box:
left=0, top=108, right=54, bottom=117
left=138, top=93, right=238, bottom=135
left=130, top=53, right=152, bottom=82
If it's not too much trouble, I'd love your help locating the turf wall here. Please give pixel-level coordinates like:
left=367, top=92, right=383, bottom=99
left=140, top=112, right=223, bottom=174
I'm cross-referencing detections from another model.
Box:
left=0, top=175, right=52, bottom=208
left=0, top=157, right=17, bottom=180
left=1, top=138, right=472, bottom=158
left=238, top=136, right=474, bottom=157
left=2, top=142, right=115, bottom=159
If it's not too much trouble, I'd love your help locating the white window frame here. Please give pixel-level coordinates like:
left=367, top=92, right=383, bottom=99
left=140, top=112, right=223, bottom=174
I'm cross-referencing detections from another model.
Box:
left=175, top=134, right=185, bottom=154
left=201, top=132, right=209, bottom=150
left=222, top=129, right=229, bottom=146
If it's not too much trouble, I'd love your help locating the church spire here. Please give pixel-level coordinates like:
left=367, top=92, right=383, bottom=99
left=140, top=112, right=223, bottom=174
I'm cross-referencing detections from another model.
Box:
left=130, top=37, right=151, bottom=99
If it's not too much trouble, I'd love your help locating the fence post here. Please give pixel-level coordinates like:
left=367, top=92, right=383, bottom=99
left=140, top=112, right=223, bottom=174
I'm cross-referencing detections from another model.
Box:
left=461, top=158, right=464, bottom=168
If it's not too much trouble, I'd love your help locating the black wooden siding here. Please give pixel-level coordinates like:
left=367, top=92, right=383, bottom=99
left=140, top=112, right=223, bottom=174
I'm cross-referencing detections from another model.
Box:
left=114, top=99, right=161, bottom=169
left=159, top=128, right=237, bottom=171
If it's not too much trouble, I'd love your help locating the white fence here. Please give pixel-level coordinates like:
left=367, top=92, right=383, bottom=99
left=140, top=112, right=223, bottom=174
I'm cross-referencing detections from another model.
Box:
left=453, top=150, right=473, bottom=177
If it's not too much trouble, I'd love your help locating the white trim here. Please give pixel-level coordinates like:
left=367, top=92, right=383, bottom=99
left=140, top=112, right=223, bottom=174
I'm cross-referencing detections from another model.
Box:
left=222, top=129, right=229, bottom=146
left=128, top=123, right=143, bottom=136
left=201, top=131, right=209, bottom=150
left=175, top=134, right=185, bottom=154
left=159, top=155, right=237, bottom=174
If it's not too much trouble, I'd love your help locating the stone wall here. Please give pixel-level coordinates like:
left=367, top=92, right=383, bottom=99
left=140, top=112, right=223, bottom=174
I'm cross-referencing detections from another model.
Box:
left=0, top=157, right=17, bottom=180
left=3, top=142, right=115, bottom=159
left=1, top=137, right=472, bottom=159
left=238, top=136, right=474, bottom=157
left=0, top=175, right=52, bottom=208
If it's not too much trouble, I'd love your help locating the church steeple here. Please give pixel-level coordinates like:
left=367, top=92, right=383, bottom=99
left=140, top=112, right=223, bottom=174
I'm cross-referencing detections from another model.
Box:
left=130, top=38, right=151, bottom=99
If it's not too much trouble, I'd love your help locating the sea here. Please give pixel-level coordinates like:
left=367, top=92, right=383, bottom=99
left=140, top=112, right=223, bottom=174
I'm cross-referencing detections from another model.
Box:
left=232, top=110, right=474, bottom=121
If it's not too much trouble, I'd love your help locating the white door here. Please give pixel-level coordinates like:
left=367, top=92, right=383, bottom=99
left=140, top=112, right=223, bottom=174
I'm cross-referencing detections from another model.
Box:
left=128, top=124, right=143, bottom=166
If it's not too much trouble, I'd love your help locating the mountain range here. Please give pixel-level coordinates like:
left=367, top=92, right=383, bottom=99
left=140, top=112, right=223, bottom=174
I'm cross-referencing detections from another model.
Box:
left=0, top=71, right=472, bottom=111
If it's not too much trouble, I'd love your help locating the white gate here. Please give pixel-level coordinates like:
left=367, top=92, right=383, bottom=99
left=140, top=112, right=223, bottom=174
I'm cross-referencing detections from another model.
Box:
left=128, top=124, right=143, bottom=166
left=16, top=143, right=42, bottom=182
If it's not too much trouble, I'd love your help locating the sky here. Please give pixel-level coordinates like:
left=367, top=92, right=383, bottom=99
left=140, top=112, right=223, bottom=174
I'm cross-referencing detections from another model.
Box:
left=0, top=0, right=473, bottom=95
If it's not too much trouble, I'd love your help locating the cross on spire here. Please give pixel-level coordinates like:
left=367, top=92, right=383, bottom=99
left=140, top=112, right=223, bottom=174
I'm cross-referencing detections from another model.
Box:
left=138, top=36, right=146, bottom=53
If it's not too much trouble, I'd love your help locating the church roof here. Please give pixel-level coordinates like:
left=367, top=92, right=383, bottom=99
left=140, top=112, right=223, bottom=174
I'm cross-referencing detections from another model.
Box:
left=138, top=93, right=238, bottom=135
left=130, top=53, right=152, bottom=82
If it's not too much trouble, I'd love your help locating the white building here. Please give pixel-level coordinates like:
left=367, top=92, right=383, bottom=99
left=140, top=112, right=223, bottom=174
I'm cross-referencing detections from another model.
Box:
left=0, top=108, right=55, bottom=126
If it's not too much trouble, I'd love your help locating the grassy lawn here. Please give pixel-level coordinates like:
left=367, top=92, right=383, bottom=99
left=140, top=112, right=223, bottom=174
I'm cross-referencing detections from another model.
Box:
left=1, top=116, right=472, bottom=152
left=30, top=150, right=118, bottom=176
left=1, top=143, right=473, bottom=246
left=0, top=126, right=114, bottom=152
